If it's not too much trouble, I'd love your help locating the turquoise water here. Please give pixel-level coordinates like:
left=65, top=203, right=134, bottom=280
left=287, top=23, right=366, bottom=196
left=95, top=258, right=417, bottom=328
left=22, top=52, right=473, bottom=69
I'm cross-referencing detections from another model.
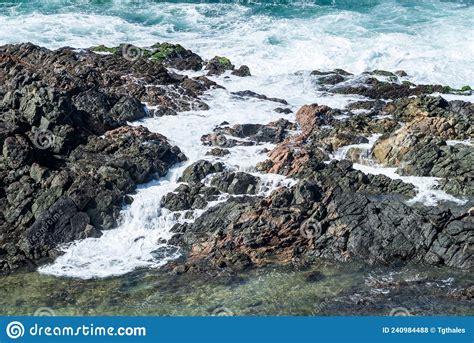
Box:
left=1, top=0, right=473, bottom=86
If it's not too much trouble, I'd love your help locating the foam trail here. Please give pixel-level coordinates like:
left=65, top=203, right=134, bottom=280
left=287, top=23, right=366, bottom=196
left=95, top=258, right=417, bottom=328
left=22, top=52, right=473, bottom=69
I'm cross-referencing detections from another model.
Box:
left=8, top=0, right=469, bottom=278
left=1, top=1, right=473, bottom=88
left=330, top=134, right=467, bottom=206
left=39, top=85, right=297, bottom=279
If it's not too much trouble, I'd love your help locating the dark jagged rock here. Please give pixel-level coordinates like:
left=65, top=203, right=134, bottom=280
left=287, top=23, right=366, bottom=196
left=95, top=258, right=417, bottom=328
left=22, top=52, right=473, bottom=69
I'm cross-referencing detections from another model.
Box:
left=161, top=183, right=220, bottom=211
left=274, top=107, right=293, bottom=114
left=172, top=182, right=472, bottom=272
left=370, top=96, right=473, bottom=195
left=311, top=69, right=352, bottom=76
left=148, top=42, right=203, bottom=71
left=332, top=77, right=450, bottom=99
left=167, top=76, right=473, bottom=275
left=206, top=56, right=235, bottom=76
left=91, top=42, right=204, bottom=71
left=200, top=119, right=295, bottom=149
left=231, top=65, right=251, bottom=77
left=2, top=43, right=472, bottom=280
left=0, top=43, right=195, bottom=273
left=210, top=172, right=259, bottom=195
left=178, top=160, right=225, bottom=184
left=206, top=147, right=230, bottom=157
left=231, top=90, right=288, bottom=105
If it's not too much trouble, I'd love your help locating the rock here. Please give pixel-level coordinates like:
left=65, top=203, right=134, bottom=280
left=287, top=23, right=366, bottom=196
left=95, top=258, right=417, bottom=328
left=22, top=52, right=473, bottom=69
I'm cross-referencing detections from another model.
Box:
left=0, top=42, right=194, bottom=273
left=210, top=172, right=259, bottom=195
left=201, top=119, right=295, bottom=148
left=178, top=160, right=225, bottom=184
left=206, top=147, right=230, bottom=157
left=395, top=70, right=408, bottom=77
left=148, top=42, right=203, bottom=71
left=318, top=74, right=345, bottom=85
left=163, top=70, right=472, bottom=277
left=231, top=65, right=251, bottom=77
left=173, top=183, right=472, bottom=272
left=206, top=56, right=235, bottom=76
left=220, top=119, right=295, bottom=144
left=25, top=197, right=102, bottom=250
left=295, top=104, right=333, bottom=136
left=274, top=107, right=293, bottom=114
left=201, top=133, right=255, bottom=148
left=367, top=69, right=396, bottom=77
left=370, top=96, right=473, bottom=193
left=311, top=69, right=352, bottom=76
left=3, top=135, right=32, bottom=169
left=305, top=271, right=326, bottom=283
left=231, top=90, right=288, bottom=105
left=161, top=183, right=220, bottom=211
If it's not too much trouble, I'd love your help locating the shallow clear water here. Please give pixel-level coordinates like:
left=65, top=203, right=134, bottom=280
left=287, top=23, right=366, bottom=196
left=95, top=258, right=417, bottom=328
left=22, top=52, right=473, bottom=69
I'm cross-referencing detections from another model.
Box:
left=1, top=0, right=473, bottom=315
left=2, top=262, right=473, bottom=316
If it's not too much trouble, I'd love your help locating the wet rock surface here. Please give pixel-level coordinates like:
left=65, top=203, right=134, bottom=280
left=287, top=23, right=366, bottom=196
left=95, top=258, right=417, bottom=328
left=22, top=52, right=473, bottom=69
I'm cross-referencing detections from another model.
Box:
left=201, top=119, right=295, bottom=148
left=0, top=43, right=201, bottom=273
left=371, top=96, right=474, bottom=194
left=161, top=183, right=220, bottom=211
left=1, top=42, right=472, bottom=284
left=165, top=70, right=473, bottom=275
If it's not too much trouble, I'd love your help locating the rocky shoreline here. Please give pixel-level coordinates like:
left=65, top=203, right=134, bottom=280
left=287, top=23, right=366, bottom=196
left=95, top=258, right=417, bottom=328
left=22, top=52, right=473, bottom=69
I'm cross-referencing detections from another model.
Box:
left=0, top=43, right=472, bottom=280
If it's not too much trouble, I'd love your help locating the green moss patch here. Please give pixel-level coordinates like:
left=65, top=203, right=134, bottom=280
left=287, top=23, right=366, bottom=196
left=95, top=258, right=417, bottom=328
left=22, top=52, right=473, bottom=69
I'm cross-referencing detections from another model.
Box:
left=149, top=43, right=186, bottom=61
left=217, top=56, right=232, bottom=67
left=90, top=45, right=118, bottom=54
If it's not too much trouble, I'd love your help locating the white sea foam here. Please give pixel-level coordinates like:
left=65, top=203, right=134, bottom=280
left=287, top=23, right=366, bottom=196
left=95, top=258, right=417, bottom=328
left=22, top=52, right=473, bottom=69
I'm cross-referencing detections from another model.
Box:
left=330, top=134, right=467, bottom=206
left=39, top=81, right=298, bottom=279
left=1, top=1, right=473, bottom=88
left=446, top=140, right=473, bottom=146
left=352, top=164, right=467, bottom=207
left=10, top=0, right=470, bottom=278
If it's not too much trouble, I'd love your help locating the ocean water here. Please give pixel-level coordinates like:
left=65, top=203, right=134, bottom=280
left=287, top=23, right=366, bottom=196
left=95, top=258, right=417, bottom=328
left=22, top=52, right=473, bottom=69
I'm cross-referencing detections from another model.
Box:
left=1, top=0, right=473, bottom=304
left=1, top=0, right=473, bottom=87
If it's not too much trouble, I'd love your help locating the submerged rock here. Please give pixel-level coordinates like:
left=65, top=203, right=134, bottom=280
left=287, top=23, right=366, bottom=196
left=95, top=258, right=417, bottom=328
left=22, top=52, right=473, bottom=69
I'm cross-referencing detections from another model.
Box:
left=231, top=90, right=288, bottom=104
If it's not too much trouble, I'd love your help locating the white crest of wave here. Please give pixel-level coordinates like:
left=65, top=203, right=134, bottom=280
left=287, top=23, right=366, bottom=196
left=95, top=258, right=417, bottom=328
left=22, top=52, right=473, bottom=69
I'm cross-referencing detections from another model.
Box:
left=1, top=1, right=473, bottom=87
